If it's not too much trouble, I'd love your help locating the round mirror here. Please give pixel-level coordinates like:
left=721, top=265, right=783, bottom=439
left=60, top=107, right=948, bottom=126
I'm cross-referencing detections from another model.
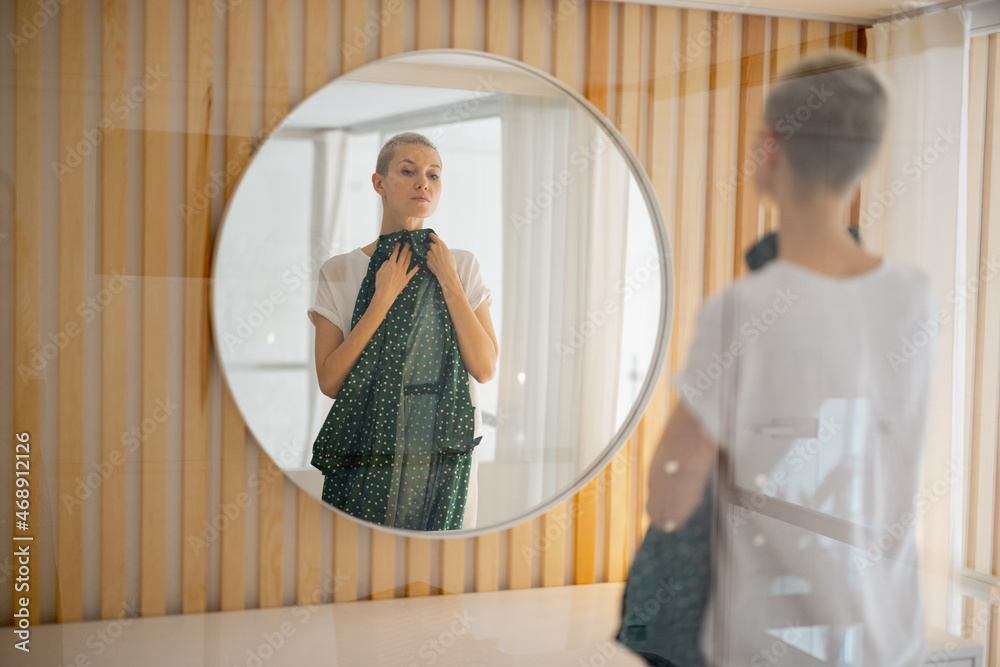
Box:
left=210, top=49, right=673, bottom=536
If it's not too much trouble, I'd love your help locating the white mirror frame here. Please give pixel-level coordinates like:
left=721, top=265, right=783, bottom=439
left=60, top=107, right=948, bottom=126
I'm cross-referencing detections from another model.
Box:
left=209, top=48, right=675, bottom=538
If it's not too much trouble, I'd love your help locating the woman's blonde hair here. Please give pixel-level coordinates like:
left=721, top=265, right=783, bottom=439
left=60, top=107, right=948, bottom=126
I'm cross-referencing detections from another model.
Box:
left=375, top=132, right=439, bottom=177
left=763, top=48, right=890, bottom=195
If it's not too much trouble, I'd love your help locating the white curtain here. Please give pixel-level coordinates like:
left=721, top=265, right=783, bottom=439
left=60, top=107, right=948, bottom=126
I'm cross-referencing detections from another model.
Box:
left=863, top=8, right=971, bottom=632
left=497, top=94, right=630, bottom=507
left=304, top=129, right=350, bottom=470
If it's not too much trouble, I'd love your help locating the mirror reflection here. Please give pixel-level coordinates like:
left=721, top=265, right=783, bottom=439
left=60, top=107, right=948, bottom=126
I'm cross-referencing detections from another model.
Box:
left=211, top=50, right=671, bottom=533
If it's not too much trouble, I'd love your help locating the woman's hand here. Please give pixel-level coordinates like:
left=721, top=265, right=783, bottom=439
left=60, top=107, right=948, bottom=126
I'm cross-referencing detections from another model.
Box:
left=426, top=231, right=460, bottom=289
left=373, top=241, right=419, bottom=309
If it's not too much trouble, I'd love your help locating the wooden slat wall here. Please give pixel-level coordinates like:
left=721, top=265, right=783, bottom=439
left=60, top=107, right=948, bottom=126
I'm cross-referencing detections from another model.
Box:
left=3, top=0, right=873, bottom=626
left=963, top=32, right=1000, bottom=667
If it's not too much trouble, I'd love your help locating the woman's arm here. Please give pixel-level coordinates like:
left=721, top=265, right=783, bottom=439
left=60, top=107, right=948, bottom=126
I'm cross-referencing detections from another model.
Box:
left=314, top=242, right=418, bottom=399
left=426, top=232, right=498, bottom=383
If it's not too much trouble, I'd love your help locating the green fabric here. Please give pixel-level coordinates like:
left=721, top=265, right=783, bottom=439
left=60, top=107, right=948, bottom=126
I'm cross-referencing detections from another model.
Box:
left=311, top=227, right=481, bottom=531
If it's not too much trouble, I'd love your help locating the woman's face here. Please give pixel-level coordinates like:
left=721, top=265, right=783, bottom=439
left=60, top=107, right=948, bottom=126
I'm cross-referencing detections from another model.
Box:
left=374, top=144, right=442, bottom=221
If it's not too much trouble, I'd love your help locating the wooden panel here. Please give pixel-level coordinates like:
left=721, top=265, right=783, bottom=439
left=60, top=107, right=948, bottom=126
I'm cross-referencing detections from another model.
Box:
left=475, top=533, right=500, bottom=592
left=616, top=2, right=642, bottom=146
left=734, top=15, right=766, bottom=279
left=705, top=9, right=738, bottom=298
left=219, top=0, right=253, bottom=614
left=763, top=17, right=797, bottom=234
left=674, top=7, right=710, bottom=378
left=380, top=0, right=405, bottom=57
left=551, top=0, right=577, bottom=88
left=406, top=537, right=432, bottom=597
left=333, top=514, right=359, bottom=602
left=370, top=529, right=396, bottom=600
left=574, top=477, right=599, bottom=584
left=519, top=0, right=544, bottom=68
left=341, top=0, right=367, bottom=73
left=13, top=0, right=43, bottom=627
left=800, top=20, right=827, bottom=55
left=486, top=0, right=509, bottom=56
left=141, top=0, right=172, bottom=619
left=257, top=0, right=291, bottom=610
left=182, top=0, right=214, bottom=616
left=304, top=0, right=330, bottom=93
left=100, top=0, right=129, bottom=622
left=416, top=0, right=442, bottom=50
left=298, top=0, right=330, bottom=610
left=440, top=538, right=465, bottom=594
left=540, top=503, right=566, bottom=587
left=584, top=0, right=610, bottom=113
left=56, top=0, right=87, bottom=624
left=507, top=520, right=533, bottom=590
left=604, top=442, right=629, bottom=582
left=451, top=0, right=476, bottom=50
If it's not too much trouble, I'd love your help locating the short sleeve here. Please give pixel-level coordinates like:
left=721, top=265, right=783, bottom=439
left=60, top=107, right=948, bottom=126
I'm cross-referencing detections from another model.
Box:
left=458, top=251, right=492, bottom=311
left=672, top=290, right=735, bottom=446
left=307, top=262, right=342, bottom=332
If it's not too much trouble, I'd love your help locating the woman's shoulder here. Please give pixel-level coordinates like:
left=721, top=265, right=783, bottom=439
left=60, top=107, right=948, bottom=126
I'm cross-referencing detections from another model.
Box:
left=450, top=247, right=481, bottom=268
left=318, top=248, right=368, bottom=277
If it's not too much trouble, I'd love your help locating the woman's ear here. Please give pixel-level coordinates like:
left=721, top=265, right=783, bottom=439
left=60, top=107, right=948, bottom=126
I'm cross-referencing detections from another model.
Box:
left=372, top=172, right=385, bottom=196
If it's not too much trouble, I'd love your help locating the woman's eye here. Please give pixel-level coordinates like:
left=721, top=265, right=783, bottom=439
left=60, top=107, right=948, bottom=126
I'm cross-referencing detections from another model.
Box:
left=401, top=169, right=412, bottom=175
left=430, top=174, right=439, bottom=180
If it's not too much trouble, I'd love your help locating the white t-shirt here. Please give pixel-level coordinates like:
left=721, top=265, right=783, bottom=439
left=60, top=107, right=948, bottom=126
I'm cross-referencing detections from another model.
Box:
left=674, top=257, right=939, bottom=666
left=308, top=245, right=493, bottom=528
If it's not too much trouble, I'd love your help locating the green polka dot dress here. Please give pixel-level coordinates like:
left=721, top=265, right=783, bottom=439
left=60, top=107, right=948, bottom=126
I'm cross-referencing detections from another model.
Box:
left=311, top=228, right=482, bottom=531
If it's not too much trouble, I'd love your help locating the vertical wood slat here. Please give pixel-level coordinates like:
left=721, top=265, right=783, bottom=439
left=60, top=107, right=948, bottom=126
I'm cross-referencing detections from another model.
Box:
left=440, top=539, right=465, bottom=594
left=182, top=0, right=214, bottom=615
left=100, top=0, right=129, bottom=622
left=705, top=9, right=738, bottom=298
left=342, top=0, right=367, bottom=73
left=763, top=17, right=798, bottom=234
left=965, top=33, right=994, bottom=576
left=485, top=0, right=509, bottom=56
left=519, top=0, right=544, bottom=68
left=258, top=0, right=291, bottom=610
left=451, top=0, right=476, bottom=50
left=540, top=503, right=566, bottom=587
left=507, top=521, right=533, bottom=589
left=380, top=0, right=405, bottom=58
left=584, top=0, right=611, bottom=133
left=56, top=0, right=87, bottom=624
left=333, top=515, right=359, bottom=602
left=297, top=0, right=331, bottom=608
left=800, top=20, right=827, bottom=55
left=141, top=0, right=172, bottom=619
left=475, top=533, right=500, bottom=592
left=551, top=0, right=577, bottom=89
left=734, top=15, right=766, bottom=279
left=370, top=530, right=395, bottom=599
left=416, top=0, right=442, bottom=50
left=219, top=0, right=253, bottom=614
left=641, top=4, right=678, bottom=539
left=406, top=538, right=432, bottom=597
left=13, top=0, right=43, bottom=627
